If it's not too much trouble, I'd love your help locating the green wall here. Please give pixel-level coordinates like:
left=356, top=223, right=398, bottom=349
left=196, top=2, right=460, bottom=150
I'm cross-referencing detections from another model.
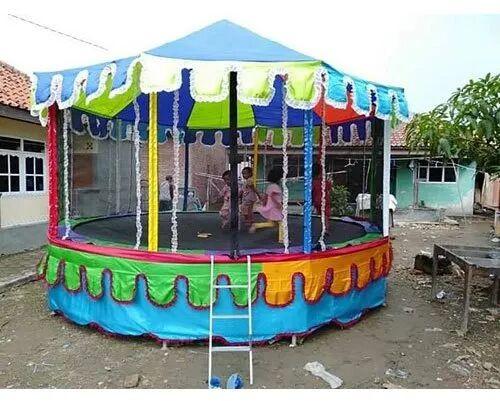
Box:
left=394, top=161, right=414, bottom=208
left=395, top=160, right=476, bottom=215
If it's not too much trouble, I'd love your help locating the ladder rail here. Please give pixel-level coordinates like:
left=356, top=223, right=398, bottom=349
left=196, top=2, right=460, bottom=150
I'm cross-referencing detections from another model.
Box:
left=208, top=254, right=254, bottom=387
left=247, top=255, right=254, bottom=385
left=208, top=254, right=215, bottom=387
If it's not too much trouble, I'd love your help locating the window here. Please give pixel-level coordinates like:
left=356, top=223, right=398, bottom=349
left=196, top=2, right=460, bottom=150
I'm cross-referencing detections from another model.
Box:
left=0, top=136, right=46, bottom=194
left=269, top=155, right=304, bottom=178
left=0, top=155, right=20, bottom=192
left=25, top=156, right=45, bottom=191
left=418, top=161, right=457, bottom=183
left=23, top=140, right=45, bottom=153
left=0, top=136, right=21, bottom=151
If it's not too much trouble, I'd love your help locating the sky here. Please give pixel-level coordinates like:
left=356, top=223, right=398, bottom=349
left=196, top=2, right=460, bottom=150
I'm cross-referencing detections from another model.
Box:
left=0, top=0, right=499, bottom=113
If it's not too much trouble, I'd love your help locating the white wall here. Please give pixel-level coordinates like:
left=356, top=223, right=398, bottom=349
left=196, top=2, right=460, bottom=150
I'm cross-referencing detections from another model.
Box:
left=0, top=116, right=47, bottom=228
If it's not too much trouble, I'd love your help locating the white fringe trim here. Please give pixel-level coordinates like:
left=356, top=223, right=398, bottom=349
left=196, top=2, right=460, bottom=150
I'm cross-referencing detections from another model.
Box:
left=31, top=56, right=411, bottom=127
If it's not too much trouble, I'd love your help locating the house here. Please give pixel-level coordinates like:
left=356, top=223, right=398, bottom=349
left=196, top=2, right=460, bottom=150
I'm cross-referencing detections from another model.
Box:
left=0, top=61, right=48, bottom=254
left=238, top=122, right=476, bottom=216
left=390, top=124, right=476, bottom=216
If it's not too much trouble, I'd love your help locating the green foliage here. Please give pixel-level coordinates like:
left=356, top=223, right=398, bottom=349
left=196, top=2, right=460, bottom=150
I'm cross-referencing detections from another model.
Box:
left=406, top=73, right=500, bottom=177
left=330, top=184, right=350, bottom=216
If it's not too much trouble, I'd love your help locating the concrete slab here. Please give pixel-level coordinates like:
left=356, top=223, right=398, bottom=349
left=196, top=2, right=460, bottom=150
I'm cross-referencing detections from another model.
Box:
left=0, top=222, right=47, bottom=255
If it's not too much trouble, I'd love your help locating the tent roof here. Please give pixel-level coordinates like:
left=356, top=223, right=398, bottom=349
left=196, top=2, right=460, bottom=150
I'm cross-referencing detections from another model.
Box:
left=146, top=20, right=315, bottom=62
left=30, top=20, right=411, bottom=126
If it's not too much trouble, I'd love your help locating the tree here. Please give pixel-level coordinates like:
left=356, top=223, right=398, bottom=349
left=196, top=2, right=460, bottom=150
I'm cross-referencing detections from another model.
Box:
left=406, top=73, right=500, bottom=177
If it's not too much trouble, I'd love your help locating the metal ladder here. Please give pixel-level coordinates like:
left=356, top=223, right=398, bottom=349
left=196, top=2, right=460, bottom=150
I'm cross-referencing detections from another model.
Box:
left=208, top=254, right=253, bottom=387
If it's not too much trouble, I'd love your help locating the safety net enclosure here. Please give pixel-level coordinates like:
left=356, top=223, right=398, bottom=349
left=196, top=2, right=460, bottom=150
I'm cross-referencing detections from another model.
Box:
left=33, top=20, right=408, bottom=343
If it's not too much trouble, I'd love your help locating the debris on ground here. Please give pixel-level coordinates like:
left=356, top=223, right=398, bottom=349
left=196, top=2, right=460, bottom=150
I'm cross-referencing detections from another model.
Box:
left=123, top=374, right=141, bottom=388
left=382, top=381, right=405, bottom=389
left=209, top=376, right=222, bottom=389
left=449, top=363, right=470, bottom=377
left=425, top=327, right=443, bottom=332
left=414, top=253, right=451, bottom=275
left=465, top=347, right=481, bottom=357
left=485, top=378, right=500, bottom=388
left=385, top=368, right=409, bottom=380
left=226, top=373, right=244, bottom=389
left=436, top=290, right=446, bottom=299
left=443, top=217, right=459, bottom=226
left=304, top=361, right=343, bottom=389
left=403, top=307, right=415, bottom=314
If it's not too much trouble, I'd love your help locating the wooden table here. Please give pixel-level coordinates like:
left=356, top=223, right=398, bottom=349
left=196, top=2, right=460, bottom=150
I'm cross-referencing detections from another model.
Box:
left=431, top=244, right=500, bottom=334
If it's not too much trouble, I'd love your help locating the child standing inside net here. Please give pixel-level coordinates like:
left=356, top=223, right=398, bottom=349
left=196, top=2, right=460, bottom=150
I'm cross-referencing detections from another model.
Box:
left=218, top=170, right=232, bottom=229
left=249, top=167, right=284, bottom=240
left=240, top=167, right=258, bottom=229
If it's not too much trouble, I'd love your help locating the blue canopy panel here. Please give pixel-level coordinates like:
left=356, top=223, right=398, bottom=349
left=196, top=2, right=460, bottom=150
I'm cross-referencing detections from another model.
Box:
left=33, top=57, right=138, bottom=109
left=323, top=64, right=410, bottom=121
left=146, top=20, right=314, bottom=62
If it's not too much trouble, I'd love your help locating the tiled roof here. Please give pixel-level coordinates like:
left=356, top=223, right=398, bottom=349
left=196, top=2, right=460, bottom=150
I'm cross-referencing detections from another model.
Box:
left=391, top=122, right=408, bottom=148
left=0, top=61, right=31, bottom=110
left=329, top=122, right=408, bottom=149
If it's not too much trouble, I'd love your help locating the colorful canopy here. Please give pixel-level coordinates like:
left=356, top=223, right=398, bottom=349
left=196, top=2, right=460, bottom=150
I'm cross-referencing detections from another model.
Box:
left=31, top=20, right=410, bottom=128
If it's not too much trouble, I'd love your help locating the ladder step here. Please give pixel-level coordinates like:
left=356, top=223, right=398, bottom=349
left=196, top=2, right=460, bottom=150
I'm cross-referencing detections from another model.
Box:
left=213, top=284, right=248, bottom=289
left=212, top=314, right=249, bottom=319
left=212, top=345, right=251, bottom=352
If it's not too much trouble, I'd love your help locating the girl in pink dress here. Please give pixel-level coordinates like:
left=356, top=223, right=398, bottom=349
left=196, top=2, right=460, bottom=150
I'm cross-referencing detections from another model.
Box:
left=249, top=167, right=284, bottom=235
left=219, top=170, right=231, bottom=229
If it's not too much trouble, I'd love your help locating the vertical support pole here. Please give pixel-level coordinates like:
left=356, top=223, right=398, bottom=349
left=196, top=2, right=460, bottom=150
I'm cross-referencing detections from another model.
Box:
left=229, top=71, right=240, bottom=259
left=62, top=109, right=71, bottom=239
left=252, top=128, right=259, bottom=188
left=133, top=99, right=142, bottom=250
left=462, top=266, right=473, bottom=334
left=171, top=90, right=180, bottom=253
left=115, top=119, right=122, bottom=214
left=47, top=104, right=59, bottom=240
left=281, top=81, right=289, bottom=253
left=369, top=119, right=383, bottom=225
left=431, top=245, right=439, bottom=299
left=183, top=140, right=190, bottom=211
left=382, top=120, right=391, bottom=237
left=148, top=93, right=159, bottom=252
left=303, top=110, right=314, bottom=254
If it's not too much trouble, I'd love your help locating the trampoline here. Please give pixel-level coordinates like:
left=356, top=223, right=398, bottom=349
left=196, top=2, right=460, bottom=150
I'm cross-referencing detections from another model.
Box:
left=32, top=20, right=409, bottom=345
left=71, top=213, right=372, bottom=253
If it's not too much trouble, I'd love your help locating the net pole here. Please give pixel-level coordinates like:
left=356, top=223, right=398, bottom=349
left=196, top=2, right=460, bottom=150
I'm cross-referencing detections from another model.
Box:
left=148, top=92, right=159, bottom=252
left=47, top=104, right=59, bottom=240
left=281, top=80, right=289, bottom=253
left=62, top=109, right=71, bottom=239
left=318, top=90, right=327, bottom=251
left=252, top=128, right=258, bottom=188
left=303, top=110, right=314, bottom=254
left=183, top=140, right=190, bottom=211
left=115, top=119, right=122, bottom=214
left=171, top=90, right=180, bottom=252
left=229, top=71, right=240, bottom=259
left=133, top=99, right=142, bottom=249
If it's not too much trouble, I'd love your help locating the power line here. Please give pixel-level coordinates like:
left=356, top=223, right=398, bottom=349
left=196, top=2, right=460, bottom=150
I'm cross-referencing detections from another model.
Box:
left=8, top=13, right=109, bottom=51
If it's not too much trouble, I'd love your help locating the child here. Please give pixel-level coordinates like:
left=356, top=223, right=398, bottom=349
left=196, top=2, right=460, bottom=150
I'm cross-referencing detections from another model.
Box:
left=312, top=163, right=332, bottom=233
left=240, top=167, right=258, bottom=228
left=249, top=167, right=284, bottom=235
left=219, top=170, right=231, bottom=229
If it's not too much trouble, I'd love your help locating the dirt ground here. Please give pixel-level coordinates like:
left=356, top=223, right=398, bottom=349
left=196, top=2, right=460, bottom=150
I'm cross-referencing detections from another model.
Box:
left=0, top=220, right=499, bottom=389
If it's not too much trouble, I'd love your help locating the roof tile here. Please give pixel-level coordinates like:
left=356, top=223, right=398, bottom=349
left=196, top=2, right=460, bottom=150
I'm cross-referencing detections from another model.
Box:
left=0, top=61, right=31, bottom=110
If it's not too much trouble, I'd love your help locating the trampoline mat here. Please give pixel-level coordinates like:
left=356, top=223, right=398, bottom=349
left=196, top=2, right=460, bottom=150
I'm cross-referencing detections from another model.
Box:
left=72, top=212, right=369, bottom=252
